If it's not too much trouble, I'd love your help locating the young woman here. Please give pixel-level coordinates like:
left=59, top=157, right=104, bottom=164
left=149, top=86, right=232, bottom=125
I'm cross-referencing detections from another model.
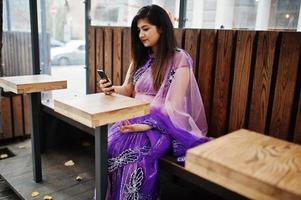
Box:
left=97, top=4, right=209, bottom=200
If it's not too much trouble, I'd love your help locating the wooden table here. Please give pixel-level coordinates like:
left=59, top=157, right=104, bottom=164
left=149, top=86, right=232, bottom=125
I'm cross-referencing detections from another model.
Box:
left=0, top=74, right=67, bottom=182
left=54, top=93, right=150, bottom=200
left=185, top=129, right=301, bottom=200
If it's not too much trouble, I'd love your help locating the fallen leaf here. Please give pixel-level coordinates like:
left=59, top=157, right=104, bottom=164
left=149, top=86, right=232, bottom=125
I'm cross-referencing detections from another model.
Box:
left=0, top=154, right=8, bottom=159
left=75, top=176, right=82, bottom=182
left=43, top=195, right=53, bottom=200
left=64, top=160, right=75, bottom=166
left=31, top=191, right=39, bottom=197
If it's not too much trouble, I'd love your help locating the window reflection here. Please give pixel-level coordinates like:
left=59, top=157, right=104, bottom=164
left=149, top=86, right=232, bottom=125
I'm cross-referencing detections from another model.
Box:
left=269, top=0, right=301, bottom=30
left=91, top=0, right=180, bottom=27
left=183, top=0, right=301, bottom=31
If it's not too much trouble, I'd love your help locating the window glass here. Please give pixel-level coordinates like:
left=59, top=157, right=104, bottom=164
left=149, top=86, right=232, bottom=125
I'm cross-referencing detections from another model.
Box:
left=91, top=0, right=180, bottom=27
left=233, top=0, right=257, bottom=29
left=269, top=0, right=301, bottom=30
left=3, top=0, right=31, bottom=32
left=38, top=0, right=87, bottom=107
left=185, top=0, right=301, bottom=31
left=2, top=0, right=32, bottom=78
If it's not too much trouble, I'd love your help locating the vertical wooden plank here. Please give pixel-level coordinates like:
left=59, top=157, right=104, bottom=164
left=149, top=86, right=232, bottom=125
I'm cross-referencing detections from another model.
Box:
left=269, top=33, right=300, bottom=140
left=23, top=94, right=31, bottom=135
left=1, top=97, right=13, bottom=139
left=294, top=95, right=301, bottom=144
left=96, top=28, right=104, bottom=93
left=174, top=28, right=184, bottom=48
left=104, top=28, right=113, bottom=82
left=122, top=28, right=131, bottom=83
left=197, top=30, right=217, bottom=125
left=248, top=32, right=278, bottom=133
left=228, top=31, right=256, bottom=132
left=113, top=28, right=122, bottom=85
left=184, top=29, right=200, bottom=73
left=88, top=27, right=96, bottom=94
left=12, top=95, right=24, bottom=137
left=210, top=30, right=235, bottom=137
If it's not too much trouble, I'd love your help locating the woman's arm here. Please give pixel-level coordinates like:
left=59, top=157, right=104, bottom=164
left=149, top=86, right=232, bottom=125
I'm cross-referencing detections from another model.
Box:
left=99, top=62, right=134, bottom=96
left=113, top=63, right=134, bottom=96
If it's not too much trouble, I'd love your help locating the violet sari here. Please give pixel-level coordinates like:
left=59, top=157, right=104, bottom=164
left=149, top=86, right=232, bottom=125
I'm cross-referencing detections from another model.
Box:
left=97, top=49, right=209, bottom=200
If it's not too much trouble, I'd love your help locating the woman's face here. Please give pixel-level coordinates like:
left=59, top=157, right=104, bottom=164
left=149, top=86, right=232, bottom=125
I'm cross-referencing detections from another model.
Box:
left=137, top=18, right=160, bottom=52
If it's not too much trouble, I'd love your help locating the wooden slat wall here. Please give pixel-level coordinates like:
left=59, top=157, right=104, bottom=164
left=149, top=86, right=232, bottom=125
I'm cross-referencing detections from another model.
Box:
left=87, top=27, right=96, bottom=94
left=269, top=33, right=300, bottom=140
left=1, top=97, right=13, bottom=139
left=197, top=30, right=217, bottom=126
left=0, top=95, right=30, bottom=140
left=248, top=32, right=278, bottom=134
left=228, top=31, right=256, bottom=132
left=210, top=30, right=236, bottom=137
left=89, top=27, right=301, bottom=144
left=294, top=95, right=301, bottom=143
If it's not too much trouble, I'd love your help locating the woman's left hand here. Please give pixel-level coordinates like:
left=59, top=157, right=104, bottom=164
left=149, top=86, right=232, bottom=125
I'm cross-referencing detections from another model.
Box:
left=119, top=120, right=152, bottom=133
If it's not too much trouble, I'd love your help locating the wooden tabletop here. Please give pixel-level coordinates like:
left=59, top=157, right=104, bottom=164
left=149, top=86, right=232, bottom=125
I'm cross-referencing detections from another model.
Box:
left=54, top=93, right=150, bottom=128
left=185, top=129, right=301, bottom=200
left=0, top=74, right=67, bottom=94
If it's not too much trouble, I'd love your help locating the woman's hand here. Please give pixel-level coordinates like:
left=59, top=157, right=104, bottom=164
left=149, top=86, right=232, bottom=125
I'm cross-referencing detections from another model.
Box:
left=119, top=120, right=152, bottom=133
left=99, top=79, right=114, bottom=95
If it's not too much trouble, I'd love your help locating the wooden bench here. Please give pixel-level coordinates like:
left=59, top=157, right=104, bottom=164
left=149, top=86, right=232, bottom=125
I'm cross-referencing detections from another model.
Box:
left=86, top=27, right=301, bottom=198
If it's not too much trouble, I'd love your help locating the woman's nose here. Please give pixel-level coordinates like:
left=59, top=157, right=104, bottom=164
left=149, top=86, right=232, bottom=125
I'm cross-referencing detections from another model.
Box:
left=139, top=31, right=144, bottom=38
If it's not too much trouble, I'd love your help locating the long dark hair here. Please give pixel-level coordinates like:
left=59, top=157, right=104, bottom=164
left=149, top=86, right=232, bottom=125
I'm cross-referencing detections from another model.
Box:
left=131, top=5, right=176, bottom=91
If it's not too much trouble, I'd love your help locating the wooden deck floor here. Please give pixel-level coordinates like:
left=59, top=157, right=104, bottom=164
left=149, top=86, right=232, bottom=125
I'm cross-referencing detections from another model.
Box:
left=0, top=137, right=222, bottom=200
left=0, top=139, right=95, bottom=200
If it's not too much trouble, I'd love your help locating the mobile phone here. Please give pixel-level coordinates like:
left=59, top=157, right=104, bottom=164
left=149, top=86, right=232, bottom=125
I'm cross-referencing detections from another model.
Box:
left=97, top=69, right=112, bottom=87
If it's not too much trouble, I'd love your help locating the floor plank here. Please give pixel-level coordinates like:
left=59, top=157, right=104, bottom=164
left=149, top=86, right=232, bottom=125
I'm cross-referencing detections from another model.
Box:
left=0, top=139, right=95, bottom=200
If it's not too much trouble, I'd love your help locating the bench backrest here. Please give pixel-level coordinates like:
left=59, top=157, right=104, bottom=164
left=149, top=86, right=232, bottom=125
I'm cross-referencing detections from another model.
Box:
left=88, top=27, right=301, bottom=144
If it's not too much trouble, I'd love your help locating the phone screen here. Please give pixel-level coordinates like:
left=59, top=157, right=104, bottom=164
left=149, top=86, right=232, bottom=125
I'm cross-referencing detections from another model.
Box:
left=97, top=69, right=112, bottom=87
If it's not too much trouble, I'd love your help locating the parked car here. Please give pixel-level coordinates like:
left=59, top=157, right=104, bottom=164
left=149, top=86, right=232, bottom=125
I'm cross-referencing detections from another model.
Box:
left=51, top=40, right=85, bottom=66
left=50, top=39, right=65, bottom=48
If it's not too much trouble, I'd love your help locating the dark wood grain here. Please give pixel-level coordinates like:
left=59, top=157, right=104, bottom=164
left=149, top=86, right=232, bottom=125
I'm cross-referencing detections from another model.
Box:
left=95, top=28, right=104, bottom=93
left=184, top=29, right=200, bottom=73
left=197, top=30, right=217, bottom=125
left=122, top=28, right=131, bottom=83
left=113, top=28, right=122, bottom=85
left=228, top=31, right=256, bottom=132
left=88, top=27, right=301, bottom=143
left=1, top=97, right=13, bottom=139
left=294, top=95, right=301, bottom=144
left=248, top=32, right=278, bottom=134
left=104, top=28, right=113, bottom=82
left=87, top=27, right=96, bottom=94
left=174, top=28, right=184, bottom=48
left=269, top=33, right=301, bottom=140
left=210, top=30, right=235, bottom=137
left=12, top=95, right=24, bottom=137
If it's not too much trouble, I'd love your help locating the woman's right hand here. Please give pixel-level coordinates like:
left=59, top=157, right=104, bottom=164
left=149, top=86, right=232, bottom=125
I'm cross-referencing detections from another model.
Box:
left=99, top=79, right=114, bottom=95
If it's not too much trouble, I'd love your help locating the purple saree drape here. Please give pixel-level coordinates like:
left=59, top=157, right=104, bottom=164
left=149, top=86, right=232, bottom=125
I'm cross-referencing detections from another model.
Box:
left=95, top=48, right=209, bottom=200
